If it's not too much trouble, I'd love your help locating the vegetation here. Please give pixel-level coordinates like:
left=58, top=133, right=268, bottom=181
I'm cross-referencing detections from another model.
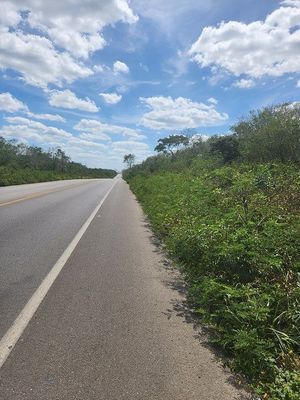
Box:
left=0, top=137, right=116, bottom=186
left=154, top=134, right=189, bottom=156
left=123, top=153, right=136, bottom=169
left=123, top=104, right=300, bottom=399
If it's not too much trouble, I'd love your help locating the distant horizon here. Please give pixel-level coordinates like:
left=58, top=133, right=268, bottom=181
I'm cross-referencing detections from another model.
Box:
left=0, top=0, right=299, bottom=170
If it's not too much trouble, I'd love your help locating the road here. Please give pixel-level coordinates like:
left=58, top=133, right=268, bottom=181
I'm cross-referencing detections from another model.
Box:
left=0, top=178, right=250, bottom=399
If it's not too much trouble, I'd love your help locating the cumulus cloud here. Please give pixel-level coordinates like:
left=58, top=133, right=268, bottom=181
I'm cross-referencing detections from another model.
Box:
left=113, top=61, right=130, bottom=74
left=0, top=92, right=66, bottom=122
left=0, top=115, right=150, bottom=169
left=4, top=117, right=72, bottom=138
left=297, top=80, right=300, bottom=88
left=49, top=90, right=99, bottom=112
left=139, top=96, right=228, bottom=130
left=99, top=92, right=122, bottom=104
left=189, top=2, right=300, bottom=79
left=3, top=1, right=137, bottom=59
left=0, top=30, right=92, bottom=88
left=0, top=1, right=137, bottom=88
left=233, top=79, right=255, bottom=89
left=0, top=2, right=21, bottom=28
left=280, top=0, right=300, bottom=6
left=74, top=119, right=145, bottom=140
left=0, top=92, right=28, bottom=112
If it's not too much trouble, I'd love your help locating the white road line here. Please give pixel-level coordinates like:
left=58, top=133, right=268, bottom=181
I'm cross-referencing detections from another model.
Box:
left=0, top=178, right=119, bottom=369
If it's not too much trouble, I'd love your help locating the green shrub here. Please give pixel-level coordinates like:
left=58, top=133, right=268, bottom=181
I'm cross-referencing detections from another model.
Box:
left=127, top=163, right=300, bottom=399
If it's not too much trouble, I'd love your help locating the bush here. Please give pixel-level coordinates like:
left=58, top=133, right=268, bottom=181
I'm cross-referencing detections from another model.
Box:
left=127, top=163, right=300, bottom=399
left=232, top=105, right=300, bottom=164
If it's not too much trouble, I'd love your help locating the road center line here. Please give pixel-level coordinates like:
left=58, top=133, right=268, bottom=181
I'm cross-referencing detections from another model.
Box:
left=0, top=177, right=119, bottom=369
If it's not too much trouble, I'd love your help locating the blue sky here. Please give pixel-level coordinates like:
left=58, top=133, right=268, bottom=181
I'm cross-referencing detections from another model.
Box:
left=0, top=0, right=299, bottom=170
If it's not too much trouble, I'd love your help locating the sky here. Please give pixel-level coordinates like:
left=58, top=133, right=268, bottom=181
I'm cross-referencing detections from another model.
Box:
left=0, top=0, right=300, bottom=170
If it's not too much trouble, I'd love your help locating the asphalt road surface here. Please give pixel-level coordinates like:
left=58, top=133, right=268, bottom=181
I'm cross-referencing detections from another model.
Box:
left=0, top=178, right=250, bottom=399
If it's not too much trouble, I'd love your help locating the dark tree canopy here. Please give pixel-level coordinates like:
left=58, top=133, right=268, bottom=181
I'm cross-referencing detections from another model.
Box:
left=209, top=135, right=240, bottom=164
left=154, top=134, right=189, bottom=156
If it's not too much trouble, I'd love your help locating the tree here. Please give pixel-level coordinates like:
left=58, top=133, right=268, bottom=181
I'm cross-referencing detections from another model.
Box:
left=123, top=153, right=135, bottom=168
left=53, top=148, right=70, bottom=172
left=231, top=104, right=300, bottom=164
left=209, top=135, right=240, bottom=164
left=0, top=137, right=18, bottom=166
left=154, top=134, right=189, bottom=156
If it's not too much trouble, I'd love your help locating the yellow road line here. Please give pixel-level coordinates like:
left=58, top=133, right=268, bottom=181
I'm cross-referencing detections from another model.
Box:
left=0, top=181, right=94, bottom=208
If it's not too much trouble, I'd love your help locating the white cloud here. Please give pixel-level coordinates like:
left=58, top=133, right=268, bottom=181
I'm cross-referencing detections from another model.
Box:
left=0, top=30, right=92, bottom=88
left=99, top=92, right=122, bottom=104
left=47, top=30, right=105, bottom=60
left=113, top=61, right=130, bottom=74
left=0, top=92, right=28, bottom=112
left=207, top=97, right=218, bottom=105
left=190, top=134, right=209, bottom=144
left=112, top=140, right=150, bottom=151
left=26, top=112, right=65, bottom=123
left=0, top=2, right=21, bottom=28
left=297, top=80, right=300, bottom=88
left=189, top=3, right=300, bottom=79
left=67, top=137, right=108, bottom=150
left=74, top=119, right=145, bottom=140
left=139, top=96, right=228, bottom=130
left=0, top=93, right=66, bottom=122
left=233, top=79, right=255, bottom=89
left=280, top=0, right=300, bottom=6
left=0, top=92, right=66, bottom=122
left=111, top=140, right=151, bottom=158
left=0, top=116, right=150, bottom=170
left=78, top=132, right=111, bottom=142
left=0, top=1, right=138, bottom=88
left=4, top=117, right=71, bottom=138
left=49, top=90, right=99, bottom=112
left=3, top=1, right=138, bottom=59
left=93, top=65, right=105, bottom=73
left=1, top=116, right=108, bottom=153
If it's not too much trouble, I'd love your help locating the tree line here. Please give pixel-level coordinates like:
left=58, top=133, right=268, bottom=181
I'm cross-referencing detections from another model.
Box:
left=0, top=137, right=116, bottom=185
left=124, top=103, right=300, bottom=174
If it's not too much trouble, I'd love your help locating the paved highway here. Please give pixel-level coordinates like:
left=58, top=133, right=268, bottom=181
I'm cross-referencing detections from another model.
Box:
left=0, top=178, right=250, bottom=399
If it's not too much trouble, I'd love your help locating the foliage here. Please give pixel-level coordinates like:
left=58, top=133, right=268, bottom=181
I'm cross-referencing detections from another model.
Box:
left=209, top=134, right=240, bottom=163
left=232, top=104, right=300, bottom=164
left=123, top=103, right=300, bottom=399
left=127, top=166, right=300, bottom=399
left=0, top=137, right=116, bottom=185
left=154, top=134, right=189, bottom=156
left=123, top=153, right=136, bottom=169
